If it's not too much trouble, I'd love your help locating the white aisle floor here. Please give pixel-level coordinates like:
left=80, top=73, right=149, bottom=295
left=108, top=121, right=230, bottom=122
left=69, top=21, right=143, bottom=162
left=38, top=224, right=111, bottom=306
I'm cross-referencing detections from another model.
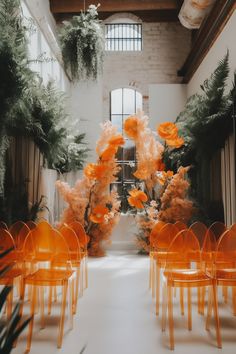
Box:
left=14, top=252, right=236, bottom=354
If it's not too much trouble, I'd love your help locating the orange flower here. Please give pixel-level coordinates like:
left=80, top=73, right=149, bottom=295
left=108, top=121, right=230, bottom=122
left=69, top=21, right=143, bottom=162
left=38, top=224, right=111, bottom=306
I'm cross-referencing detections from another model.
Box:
left=124, top=116, right=139, bottom=139
left=133, top=168, right=149, bottom=180
left=108, top=135, right=125, bottom=147
left=166, top=136, right=184, bottom=149
left=158, top=171, right=174, bottom=185
left=84, top=163, right=108, bottom=180
left=100, top=145, right=118, bottom=161
left=156, top=159, right=165, bottom=171
left=128, top=189, right=148, bottom=209
left=157, top=122, right=178, bottom=140
left=90, top=205, right=109, bottom=223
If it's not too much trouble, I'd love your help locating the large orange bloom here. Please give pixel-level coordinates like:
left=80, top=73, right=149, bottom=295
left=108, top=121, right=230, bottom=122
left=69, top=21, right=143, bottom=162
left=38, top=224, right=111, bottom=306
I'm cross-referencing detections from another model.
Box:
left=100, top=145, right=118, bottom=161
left=166, top=136, right=184, bottom=149
left=124, top=116, right=139, bottom=139
left=157, top=122, right=178, bottom=140
left=156, top=159, right=166, bottom=171
left=90, top=205, right=109, bottom=223
left=108, top=135, right=125, bottom=147
left=128, top=189, right=148, bottom=209
left=158, top=171, right=173, bottom=185
left=84, top=163, right=108, bottom=180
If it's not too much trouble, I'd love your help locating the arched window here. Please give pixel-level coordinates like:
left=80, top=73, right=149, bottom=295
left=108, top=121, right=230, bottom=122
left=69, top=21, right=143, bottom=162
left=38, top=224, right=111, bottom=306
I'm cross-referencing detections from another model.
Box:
left=105, top=23, right=142, bottom=51
left=110, top=88, right=142, bottom=212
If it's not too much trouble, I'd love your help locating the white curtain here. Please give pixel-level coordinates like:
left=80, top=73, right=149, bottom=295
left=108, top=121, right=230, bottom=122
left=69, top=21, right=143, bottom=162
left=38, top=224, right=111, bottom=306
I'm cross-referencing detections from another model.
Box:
left=221, top=134, right=236, bottom=226
left=40, top=169, right=82, bottom=225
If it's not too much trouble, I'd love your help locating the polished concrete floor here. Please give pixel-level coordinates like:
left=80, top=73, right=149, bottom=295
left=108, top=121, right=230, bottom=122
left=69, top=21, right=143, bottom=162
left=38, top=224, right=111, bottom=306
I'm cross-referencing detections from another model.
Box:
left=13, top=252, right=236, bottom=354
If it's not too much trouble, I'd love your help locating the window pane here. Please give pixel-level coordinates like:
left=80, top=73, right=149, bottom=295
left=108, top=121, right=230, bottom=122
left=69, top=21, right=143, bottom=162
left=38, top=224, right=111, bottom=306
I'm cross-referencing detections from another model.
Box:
left=123, top=163, right=135, bottom=180
left=123, top=139, right=135, bottom=160
left=106, top=24, right=142, bottom=52
left=136, top=91, right=143, bottom=111
left=111, top=89, right=122, bottom=114
left=111, top=115, right=122, bottom=133
left=123, top=88, right=135, bottom=114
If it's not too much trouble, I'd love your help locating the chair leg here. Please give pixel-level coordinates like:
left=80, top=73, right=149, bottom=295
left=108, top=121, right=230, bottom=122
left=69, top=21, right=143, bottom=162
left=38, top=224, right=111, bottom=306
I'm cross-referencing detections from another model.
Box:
left=232, top=287, right=236, bottom=315
left=26, top=285, right=37, bottom=353
left=156, top=264, right=160, bottom=316
left=223, top=286, right=228, bottom=303
left=40, top=286, right=45, bottom=329
left=152, top=259, right=155, bottom=299
left=206, top=286, right=212, bottom=331
left=85, top=256, right=88, bottom=289
left=149, top=256, right=152, bottom=289
left=201, top=287, right=206, bottom=315
left=57, top=281, right=68, bottom=348
left=74, top=268, right=80, bottom=314
left=180, top=287, right=184, bottom=316
left=162, top=281, right=167, bottom=332
left=48, top=286, right=53, bottom=315
left=197, top=287, right=201, bottom=314
left=69, top=280, right=74, bottom=330
left=187, top=287, right=192, bottom=331
left=212, top=283, right=222, bottom=348
left=167, top=285, right=174, bottom=350
left=6, top=288, right=13, bottom=321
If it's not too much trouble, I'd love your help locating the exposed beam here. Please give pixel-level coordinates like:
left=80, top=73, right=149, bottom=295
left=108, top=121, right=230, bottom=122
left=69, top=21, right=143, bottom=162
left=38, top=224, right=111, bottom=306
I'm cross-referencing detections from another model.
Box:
left=178, top=0, right=236, bottom=83
left=50, top=0, right=178, bottom=14
left=54, top=9, right=180, bottom=23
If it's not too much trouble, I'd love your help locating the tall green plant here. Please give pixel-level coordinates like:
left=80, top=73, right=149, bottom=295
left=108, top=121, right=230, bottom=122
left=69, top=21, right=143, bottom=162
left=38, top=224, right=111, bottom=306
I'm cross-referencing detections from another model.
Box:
left=59, top=4, right=105, bottom=81
left=163, top=53, right=234, bottom=217
left=0, top=0, right=88, bottom=222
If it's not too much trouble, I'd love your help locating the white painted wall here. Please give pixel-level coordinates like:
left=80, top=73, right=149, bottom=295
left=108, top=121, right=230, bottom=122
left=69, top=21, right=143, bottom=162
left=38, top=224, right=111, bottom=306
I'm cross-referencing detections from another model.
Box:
left=149, top=84, right=187, bottom=130
left=187, top=10, right=236, bottom=97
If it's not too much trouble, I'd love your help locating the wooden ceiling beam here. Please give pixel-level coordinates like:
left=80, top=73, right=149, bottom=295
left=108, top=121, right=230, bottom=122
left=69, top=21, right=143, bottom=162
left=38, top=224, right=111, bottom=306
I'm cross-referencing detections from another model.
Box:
left=50, top=0, right=179, bottom=14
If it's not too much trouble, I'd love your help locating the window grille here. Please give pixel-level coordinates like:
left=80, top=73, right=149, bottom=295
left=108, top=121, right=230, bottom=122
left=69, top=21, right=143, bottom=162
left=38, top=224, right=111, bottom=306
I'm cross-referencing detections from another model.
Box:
left=105, top=24, right=142, bottom=51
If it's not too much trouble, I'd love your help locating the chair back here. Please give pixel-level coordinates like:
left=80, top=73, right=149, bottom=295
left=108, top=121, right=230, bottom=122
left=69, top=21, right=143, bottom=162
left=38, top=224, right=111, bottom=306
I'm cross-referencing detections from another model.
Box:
left=208, top=221, right=226, bottom=241
left=26, top=220, right=37, bottom=230
left=174, top=221, right=187, bottom=231
left=0, top=229, right=16, bottom=263
left=23, top=228, right=71, bottom=267
left=9, top=221, right=30, bottom=250
left=230, top=224, right=236, bottom=233
left=149, top=221, right=166, bottom=247
left=152, top=223, right=178, bottom=250
left=189, top=221, right=207, bottom=248
left=0, top=221, right=8, bottom=230
left=59, top=225, right=81, bottom=261
left=165, top=229, right=201, bottom=273
left=69, top=221, right=88, bottom=248
left=216, top=229, right=236, bottom=267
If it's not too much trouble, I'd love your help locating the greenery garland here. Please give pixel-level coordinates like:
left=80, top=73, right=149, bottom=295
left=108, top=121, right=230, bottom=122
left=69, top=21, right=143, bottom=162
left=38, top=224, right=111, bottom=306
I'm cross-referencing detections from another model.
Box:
left=163, top=53, right=235, bottom=221
left=59, top=4, right=105, bottom=82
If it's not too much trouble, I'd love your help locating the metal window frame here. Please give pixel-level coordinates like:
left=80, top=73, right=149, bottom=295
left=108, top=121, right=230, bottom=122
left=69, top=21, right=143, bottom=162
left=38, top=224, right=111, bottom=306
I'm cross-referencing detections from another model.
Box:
left=105, top=23, right=142, bottom=52
left=110, top=88, right=142, bottom=212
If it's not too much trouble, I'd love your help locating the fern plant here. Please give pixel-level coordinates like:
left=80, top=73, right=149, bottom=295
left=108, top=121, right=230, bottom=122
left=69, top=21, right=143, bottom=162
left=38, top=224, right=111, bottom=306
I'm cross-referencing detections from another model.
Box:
left=163, top=53, right=235, bottom=218
left=59, top=4, right=105, bottom=81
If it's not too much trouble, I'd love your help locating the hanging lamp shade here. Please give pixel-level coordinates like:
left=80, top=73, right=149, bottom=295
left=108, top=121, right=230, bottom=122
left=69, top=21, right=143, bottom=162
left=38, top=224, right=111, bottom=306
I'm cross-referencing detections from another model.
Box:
left=178, top=0, right=216, bottom=29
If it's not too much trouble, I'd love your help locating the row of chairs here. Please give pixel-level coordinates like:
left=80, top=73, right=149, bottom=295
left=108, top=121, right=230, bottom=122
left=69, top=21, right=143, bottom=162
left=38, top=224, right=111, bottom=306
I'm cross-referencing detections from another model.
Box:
left=149, top=220, right=236, bottom=350
left=0, top=219, right=89, bottom=352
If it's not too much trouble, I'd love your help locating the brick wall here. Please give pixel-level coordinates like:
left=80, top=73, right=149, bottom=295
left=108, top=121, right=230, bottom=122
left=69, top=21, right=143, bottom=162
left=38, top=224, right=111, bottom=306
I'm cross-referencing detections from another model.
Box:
left=103, top=20, right=191, bottom=119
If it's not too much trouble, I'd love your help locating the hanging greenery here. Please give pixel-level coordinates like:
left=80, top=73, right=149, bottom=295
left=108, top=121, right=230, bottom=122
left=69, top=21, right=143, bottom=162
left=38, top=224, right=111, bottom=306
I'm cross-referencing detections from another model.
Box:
left=163, top=52, right=235, bottom=219
left=59, top=4, right=105, bottom=82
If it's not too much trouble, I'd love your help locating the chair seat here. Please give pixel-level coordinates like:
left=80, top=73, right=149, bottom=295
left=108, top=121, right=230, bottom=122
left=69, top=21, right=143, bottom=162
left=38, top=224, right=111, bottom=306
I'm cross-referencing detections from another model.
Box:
left=0, top=268, right=23, bottom=284
left=164, top=269, right=212, bottom=286
left=216, top=268, right=236, bottom=280
left=25, top=268, right=73, bottom=286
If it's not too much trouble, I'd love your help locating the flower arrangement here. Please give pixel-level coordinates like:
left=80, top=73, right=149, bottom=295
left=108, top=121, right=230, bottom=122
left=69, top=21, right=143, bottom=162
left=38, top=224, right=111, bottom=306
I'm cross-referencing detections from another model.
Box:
left=59, top=4, right=104, bottom=82
left=124, top=112, right=194, bottom=254
left=56, top=121, right=124, bottom=256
